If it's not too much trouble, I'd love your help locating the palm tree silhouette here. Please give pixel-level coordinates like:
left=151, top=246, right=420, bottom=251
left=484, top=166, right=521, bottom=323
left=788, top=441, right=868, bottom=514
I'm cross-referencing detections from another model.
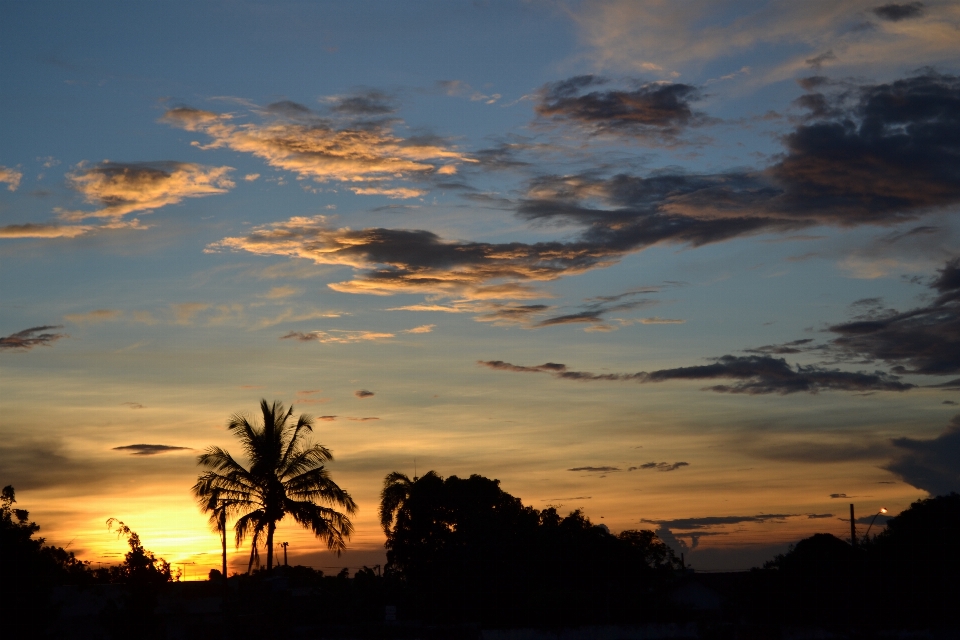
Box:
left=193, top=399, right=357, bottom=572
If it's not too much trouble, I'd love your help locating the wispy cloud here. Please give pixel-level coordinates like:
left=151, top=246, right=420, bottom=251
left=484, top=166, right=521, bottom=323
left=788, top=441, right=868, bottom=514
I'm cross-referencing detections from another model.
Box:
left=0, top=325, right=66, bottom=351
left=402, top=324, right=435, bottom=334
left=280, top=330, right=393, bottom=344
left=112, top=444, right=192, bottom=456
left=354, top=389, right=375, bottom=399
left=627, top=462, right=689, bottom=472
left=0, top=223, right=93, bottom=238
left=63, top=309, right=123, bottom=324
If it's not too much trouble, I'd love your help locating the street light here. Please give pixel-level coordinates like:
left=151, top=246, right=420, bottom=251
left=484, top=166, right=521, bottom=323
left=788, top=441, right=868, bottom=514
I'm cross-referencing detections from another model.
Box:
left=864, top=507, right=888, bottom=541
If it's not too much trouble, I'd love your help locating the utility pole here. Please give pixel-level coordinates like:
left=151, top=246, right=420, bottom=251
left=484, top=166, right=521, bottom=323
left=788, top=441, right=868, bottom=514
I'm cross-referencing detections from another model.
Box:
left=850, top=503, right=857, bottom=547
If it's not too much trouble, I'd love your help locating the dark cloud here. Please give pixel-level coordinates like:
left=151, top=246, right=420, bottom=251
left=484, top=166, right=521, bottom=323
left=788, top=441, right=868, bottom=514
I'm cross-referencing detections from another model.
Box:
left=807, top=513, right=834, bottom=519
left=829, top=493, right=849, bottom=499
left=536, top=76, right=711, bottom=143
left=280, top=331, right=317, bottom=342
left=534, top=295, right=656, bottom=329
left=872, top=3, right=925, bottom=21
left=568, top=466, right=620, bottom=473
left=644, top=514, right=798, bottom=530
left=0, top=325, right=66, bottom=351
left=479, top=356, right=913, bottom=395
left=120, top=402, right=145, bottom=409
left=329, top=90, right=396, bottom=116
left=804, top=50, right=837, bottom=71
left=265, top=100, right=316, bottom=118
left=628, top=462, right=689, bottom=472
left=519, top=72, right=960, bottom=257
left=943, top=400, right=958, bottom=405
left=829, top=257, right=960, bottom=375
left=884, top=415, right=960, bottom=495
left=354, top=389, right=375, bottom=399
left=745, top=338, right=817, bottom=355
left=112, top=444, right=192, bottom=456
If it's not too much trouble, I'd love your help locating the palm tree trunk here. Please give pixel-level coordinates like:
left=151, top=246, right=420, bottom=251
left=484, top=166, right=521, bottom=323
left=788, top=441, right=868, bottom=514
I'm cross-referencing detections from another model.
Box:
left=220, top=510, right=227, bottom=578
left=266, top=521, right=275, bottom=571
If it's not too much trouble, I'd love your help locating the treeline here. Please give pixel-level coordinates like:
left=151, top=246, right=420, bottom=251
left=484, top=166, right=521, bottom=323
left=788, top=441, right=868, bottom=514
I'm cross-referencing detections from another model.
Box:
left=380, top=471, right=682, bottom=627
left=5, top=478, right=960, bottom=637
left=722, top=492, right=960, bottom=632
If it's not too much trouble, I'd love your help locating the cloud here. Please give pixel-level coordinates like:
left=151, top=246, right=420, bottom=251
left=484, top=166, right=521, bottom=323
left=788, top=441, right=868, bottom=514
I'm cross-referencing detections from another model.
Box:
left=519, top=72, right=960, bottom=250
left=111, top=444, right=192, bottom=456
left=161, top=103, right=469, bottom=195
left=318, top=415, right=337, bottom=421
left=244, top=173, right=260, bottom=181
left=644, top=513, right=798, bottom=530
left=326, top=90, right=397, bottom=116
left=0, top=325, right=66, bottom=351
left=402, top=324, right=435, bottom=334
left=638, top=317, right=685, bottom=325
left=63, top=309, right=123, bottom=324
left=536, top=76, right=712, bottom=143
left=884, top=415, right=960, bottom=495
left=120, top=402, right=145, bottom=409
left=478, top=356, right=914, bottom=395
left=808, top=513, right=834, bottom=519
left=280, top=330, right=394, bottom=344
left=533, top=294, right=658, bottom=330
left=0, top=166, right=23, bottom=191
left=571, top=1, right=957, bottom=81
left=0, top=223, right=93, bottom=238
left=829, top=257, right=960, bottom=375
left=345, top=416, right=379, bottom=421
left=172, top=302, right=211, bottom=325
left=354, top=389, right=375, bottom=399
left=745, top=338, right=818, bottom=355
left=568, top=466, right=620, bottom=473
left=628, top=462, right=689, bottom=472
left=830, top=493, right=849, bottom=499
left=872, top=3, right=925, bottom=21
left=262, top=285, right=301, bottom=299
left=60, top=161, right=234, bottom=220
left=209, top=215, right=608, bottom=301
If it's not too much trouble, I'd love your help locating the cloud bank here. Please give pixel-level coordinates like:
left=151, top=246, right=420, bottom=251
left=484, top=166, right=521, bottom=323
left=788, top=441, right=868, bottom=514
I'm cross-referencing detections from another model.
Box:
left=478, top=356, right=913, bottom=395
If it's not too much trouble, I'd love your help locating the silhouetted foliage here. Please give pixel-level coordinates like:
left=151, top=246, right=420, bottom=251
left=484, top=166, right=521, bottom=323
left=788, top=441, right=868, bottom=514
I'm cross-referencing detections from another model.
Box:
left=105, top=518, right=174, bottom=585
left=380, top=471, right=681, bottom=626
left=733, top=494, right=960, bottom=632
left=193, top=399, right=357, bottom=573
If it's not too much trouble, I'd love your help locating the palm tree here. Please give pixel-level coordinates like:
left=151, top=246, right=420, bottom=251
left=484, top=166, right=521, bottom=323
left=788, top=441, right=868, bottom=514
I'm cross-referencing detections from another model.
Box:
left=193, top=399, right=357, bottom=572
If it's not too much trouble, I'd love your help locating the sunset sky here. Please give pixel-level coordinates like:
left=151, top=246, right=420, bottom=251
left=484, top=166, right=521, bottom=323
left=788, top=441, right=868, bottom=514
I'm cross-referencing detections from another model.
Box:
left=3, top=0, right=960, bottom=576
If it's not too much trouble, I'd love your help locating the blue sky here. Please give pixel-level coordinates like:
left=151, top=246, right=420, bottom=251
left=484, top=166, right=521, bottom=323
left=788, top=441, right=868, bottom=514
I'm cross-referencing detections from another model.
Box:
left=2, top=0, right=960, bottom=574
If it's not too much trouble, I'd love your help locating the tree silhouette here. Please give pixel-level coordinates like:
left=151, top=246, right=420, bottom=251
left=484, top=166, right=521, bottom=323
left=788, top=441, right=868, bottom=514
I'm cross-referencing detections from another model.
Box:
left=105, top=518, right=174, bottom=584
left=193, top=399, right=357, bottom=572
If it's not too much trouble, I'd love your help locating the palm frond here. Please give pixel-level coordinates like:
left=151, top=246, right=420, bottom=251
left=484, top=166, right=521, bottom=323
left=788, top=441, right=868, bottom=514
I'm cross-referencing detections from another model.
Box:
left=286, top=500, right=354, bottom=555
left=379, top=471, right=412, bottom=533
